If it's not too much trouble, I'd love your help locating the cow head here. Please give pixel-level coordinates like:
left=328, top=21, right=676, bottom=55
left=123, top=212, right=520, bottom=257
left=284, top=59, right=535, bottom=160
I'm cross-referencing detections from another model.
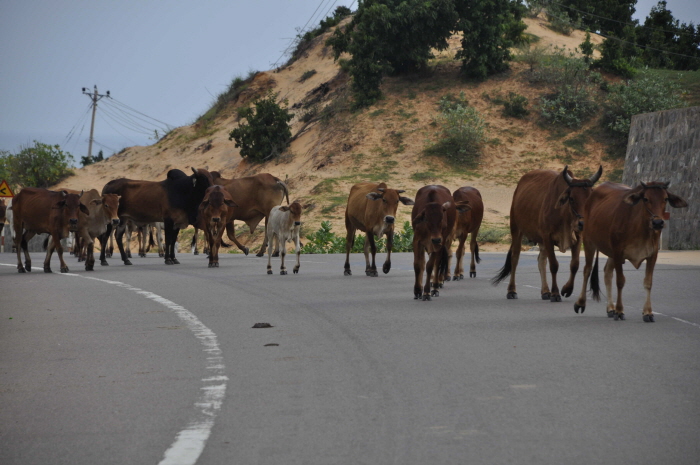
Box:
left=200, top=186, right=237, bottom=236
left=413, top=201, right=452, bottom=253
left=54, top=192, right=89, bottom=232
left=278, top=201, right=303, bottom=228
left=191, top=167, right=214, bottom=188
left=366, top=186, right=414, bottom=234
left=97, top=193, right=121, bottom=226
left=624, top=182, right=688, bottom=231
left=556, top=165, right=603, bottom=232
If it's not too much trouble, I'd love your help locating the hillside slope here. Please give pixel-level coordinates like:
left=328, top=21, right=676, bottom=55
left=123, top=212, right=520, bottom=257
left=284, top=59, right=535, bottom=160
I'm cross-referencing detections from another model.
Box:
left=57, top=16, right=614, bottom=253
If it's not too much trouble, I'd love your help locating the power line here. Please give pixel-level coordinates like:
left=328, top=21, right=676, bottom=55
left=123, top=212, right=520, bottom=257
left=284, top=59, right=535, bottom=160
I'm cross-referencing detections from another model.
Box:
left=271, top=0, right=337, bottom=68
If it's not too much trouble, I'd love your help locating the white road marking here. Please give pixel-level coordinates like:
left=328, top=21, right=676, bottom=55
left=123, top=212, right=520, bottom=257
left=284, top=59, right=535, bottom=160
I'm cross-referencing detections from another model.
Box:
left=50, top=272, right=227, bottom=465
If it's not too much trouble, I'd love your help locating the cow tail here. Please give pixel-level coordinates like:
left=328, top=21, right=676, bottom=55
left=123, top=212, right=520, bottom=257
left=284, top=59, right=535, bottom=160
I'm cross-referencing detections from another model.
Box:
left=148, top=228, right=156, bottom=250
left=474, top=242, right=481, bottom=264
left=190, top=229, right=198, bottom=250
left=590, top=251, right=601, bottom=302
left=491, top=248, right=513, bottom=286
left=277, top=180, right=290, bottom=205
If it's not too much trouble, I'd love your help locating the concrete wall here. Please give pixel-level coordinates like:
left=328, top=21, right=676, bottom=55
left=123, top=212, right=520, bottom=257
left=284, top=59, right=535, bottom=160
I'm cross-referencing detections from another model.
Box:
left=623, top=106, right=699, bottom=249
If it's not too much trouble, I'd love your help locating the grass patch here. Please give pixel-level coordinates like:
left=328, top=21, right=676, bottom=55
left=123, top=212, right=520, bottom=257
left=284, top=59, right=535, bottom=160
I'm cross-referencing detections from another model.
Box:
left=644, top=69, right=700, bottom=107
left=563, top=133, right=589, bottom=155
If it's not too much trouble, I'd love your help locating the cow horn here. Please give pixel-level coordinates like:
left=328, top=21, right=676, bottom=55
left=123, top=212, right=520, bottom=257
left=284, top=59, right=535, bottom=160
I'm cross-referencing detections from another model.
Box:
left=396, top=189, right=405, bottom=194
left=590, top=165, right=603, bottom=184
left=562, top=166, right=573, bottom=186
left=641, top=181, right=647, bottom=188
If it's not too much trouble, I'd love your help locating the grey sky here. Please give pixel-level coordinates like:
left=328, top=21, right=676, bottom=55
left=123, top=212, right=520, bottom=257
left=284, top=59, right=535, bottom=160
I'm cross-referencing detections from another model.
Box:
left=0, top=0, right=697, bottom=161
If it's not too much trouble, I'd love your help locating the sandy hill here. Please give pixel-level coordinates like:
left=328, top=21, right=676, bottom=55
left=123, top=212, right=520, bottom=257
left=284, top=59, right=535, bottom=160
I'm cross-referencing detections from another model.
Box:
left=57, top=15, right=612, bottom=253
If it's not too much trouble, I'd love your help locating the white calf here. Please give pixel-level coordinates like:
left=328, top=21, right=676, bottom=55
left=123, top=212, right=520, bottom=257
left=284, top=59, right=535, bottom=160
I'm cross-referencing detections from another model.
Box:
left=266, top=201, right=302, bottom=275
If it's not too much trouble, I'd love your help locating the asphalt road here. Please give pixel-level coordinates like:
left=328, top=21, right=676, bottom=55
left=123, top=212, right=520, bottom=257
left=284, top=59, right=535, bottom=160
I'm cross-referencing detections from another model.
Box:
left=1, top=250, right=699, bottom=465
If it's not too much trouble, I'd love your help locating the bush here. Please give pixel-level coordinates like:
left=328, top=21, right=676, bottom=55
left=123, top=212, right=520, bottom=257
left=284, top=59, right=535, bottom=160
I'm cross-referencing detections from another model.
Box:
left=502, top=92, right=529, bottom=118
left=228, top=92, right=294, bottom=162
left=302, top=220, right=414, bottom=254
left=426, top=92, right=486, bottom=166
left=603, top=70, right=686, bottom=138
left=0, top=141, right=74, bottom=189
left=539, top=85, right=597, bottom=127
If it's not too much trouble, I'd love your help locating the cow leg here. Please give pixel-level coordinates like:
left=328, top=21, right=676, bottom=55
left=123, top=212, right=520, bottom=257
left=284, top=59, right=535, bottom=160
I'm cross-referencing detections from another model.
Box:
left=343, top=222, right=356, bottom=276
left=191, top=227, right=200, bottom=255
left=256, top=217, right=270, bottom=257
left=279, top=236, right=288, bottom=275
left=442, top=239, right=453, bottom=285
left=107, top=227, right=114, bottom=257
left=603, top=258, right=616, bottom=318
left=293, top=233, right=301, bottom=274
left=506, top=232, right=523, bottom=299
left=43, top=235, right=56, bottom=273
left=266, top=230, right=276, bottom=274
left=543, top=241, right=562, bottom=302
left=612, top=259, right=626, bottom=320
left=124, top=223, right=133, bottom=259
left=156, top=223, right=165, bottom=257
left=85, top=241, right=96, bottom=271
left=469, top=232, right=479, bottom=278
left=365, top=233, right=378, bottom=277
left=98, top=224, right=112, bottom=266
left=225, top=222, right=249, bottom=255
left=574, top=243, right=596, bottom=314
left=14, top=225, right=30, bottom=273
left=163, top=221, right=180, bottom=265
left=207, top=229, right=216, bottom=268
left=454, top=235, right=466, bottom=280
left=115, top=223, right=132, bottom=265
left=642, top=253, right=658, bottom=322
left=413, top=244, right=426, bottom=299
left=382, top=231, right=393, bottom=275
left=561, top=239, right=581, bottom=298
left=426, top=251, right=439, bottom=299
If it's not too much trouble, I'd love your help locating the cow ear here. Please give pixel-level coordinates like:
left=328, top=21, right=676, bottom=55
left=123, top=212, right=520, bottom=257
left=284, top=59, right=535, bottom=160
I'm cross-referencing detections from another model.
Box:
left=399, top=196, right=415, bottom=206
left=456, top=201, right=471, bottom=213
left=555, top=190, right=570, bottom=208
left=667, top=192, right=688, bottom=208
left=279, top=206, right=290, bottom=212
left=366, top=192, right=382, bottom=201
left=224, top=199, right=238, bottom=208
left=90, top=199, right=102, bottom=206
left=80, top=204, right=90, bottom=215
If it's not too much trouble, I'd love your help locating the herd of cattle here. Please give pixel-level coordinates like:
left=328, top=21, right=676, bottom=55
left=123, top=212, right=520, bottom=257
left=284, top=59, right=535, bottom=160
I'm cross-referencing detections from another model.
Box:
left=1, top=164, right=688, bottom=322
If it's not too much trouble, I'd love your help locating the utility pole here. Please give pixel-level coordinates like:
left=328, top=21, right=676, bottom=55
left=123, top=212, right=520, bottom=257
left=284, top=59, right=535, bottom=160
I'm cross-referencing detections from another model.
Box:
left=82, top=85, right=110, bottom=164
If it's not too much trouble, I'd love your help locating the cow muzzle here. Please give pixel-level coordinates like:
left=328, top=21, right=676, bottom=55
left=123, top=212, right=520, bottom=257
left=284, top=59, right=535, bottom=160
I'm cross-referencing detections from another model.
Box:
left=69, top=219, right=79, bottom=231
left=652, top=218, right=665, bottom=230
left=111, top=219, right=120, bottom=226
left=294, top=221, right=301, bottom=226
left=431, top=237, right=442, bottom=245
left=384, top=215, right=395, bottom=225
left=212, top=217, right=221, bottom=223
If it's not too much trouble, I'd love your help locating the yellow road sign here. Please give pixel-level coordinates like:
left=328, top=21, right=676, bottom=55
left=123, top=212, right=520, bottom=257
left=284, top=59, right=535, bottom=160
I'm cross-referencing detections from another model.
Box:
left=0, top=180, right=14, bottom=198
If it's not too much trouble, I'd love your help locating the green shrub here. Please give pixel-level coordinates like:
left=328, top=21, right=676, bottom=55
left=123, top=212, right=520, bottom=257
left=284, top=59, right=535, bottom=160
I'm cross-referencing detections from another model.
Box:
left=539, top=85, right=597, bottom=128
left=299, top=70, right=317, bottom=83
left=302, top=220, right=414, bottom=254
left=0, top=141, right=74, bottom=189
left=426, top=93, right=486, bottom=166
left=603, top=70, right=686, bottom=138
left=228, top=91, right=293, bottom=162
left=502, top=92, right=529, bottom=118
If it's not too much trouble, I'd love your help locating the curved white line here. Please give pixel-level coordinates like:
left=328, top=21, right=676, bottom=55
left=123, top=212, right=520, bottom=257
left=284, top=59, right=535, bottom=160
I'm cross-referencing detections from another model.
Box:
left=55, top=273, right=227, bottom=465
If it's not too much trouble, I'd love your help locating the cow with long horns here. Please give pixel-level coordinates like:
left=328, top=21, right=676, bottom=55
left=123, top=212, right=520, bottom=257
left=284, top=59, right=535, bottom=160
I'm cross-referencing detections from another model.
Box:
left=492, top=165, right=603, bottom=301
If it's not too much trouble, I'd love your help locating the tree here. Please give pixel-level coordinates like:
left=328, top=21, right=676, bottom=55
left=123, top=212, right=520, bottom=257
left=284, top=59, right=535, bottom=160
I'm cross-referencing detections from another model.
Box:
left=327, top=0, right=458, bottom=106
left=636, top=1, right=700, bottom=70
left=0, top=141, right=74, bottom=189
left=228, top=92, right=293, bottom=162
left=557, top=0, right=636, bottom=37
left=454, top=0, right=525, bottom=80
left=81, top=149, right=104, bottom=167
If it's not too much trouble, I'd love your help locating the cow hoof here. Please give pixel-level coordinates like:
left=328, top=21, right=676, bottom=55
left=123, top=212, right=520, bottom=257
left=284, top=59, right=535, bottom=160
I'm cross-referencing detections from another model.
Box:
left=507, top=292, right=518, bottom=299
left=272, top=251, right=280, bottom=258
left=561, top=288, right=573, bottom=298
left=193, top=251, right=199, bottom=256
left=44, top=267, right=52, bottom=273
left=366, top=270, right=378, bottom=277
left=124, top=260, right=133, bottom=265
left=165, top=259, right=173, bottom=265
left=101, top=260, right=109, bottom=266
left=422, top=294, right=432, bottom=301
left=280, top=270, right=287, bottom=275
left=574, top=303, right=585, bottom=314
left=643, top=314, right=655, bottom=323
left=159, top=253, right=164, bottom=258
left=139, top=253, right=146, bottom=258
left=18, top=268, right=26, bottom=273
left=267, top=269, right=272, bottom=275
left=445, top=276, right=452, bottom=282
left=550, top=294, right=562, bottom=303
left=607, top=310, right=615, bottom=318
left=214, top=263, right=219, bottom=268
left=431, top=289, right=439, bottom=297
left=382, top=263, right=391, bottom=274
left=243, top=247, right=249, bottom=256
left=173, top=259, right=180, bottom=265
left=613, top=313, right=626, bottom=321
left=60, top=267, right=69, bottom=273
left=541, top=292, right=551, bottom=300
left=293, top=268, right=299, bottom=274
left=470, top=272, right=476, bottom=278
left=127, top=252, right=132, bottom=258
left=208, top=263, right=214, bottom=268
left=256, top=251, right=265, bottom=257
left=344, top=269, right=352, bottom=276
left=85, top=265, right=94, bottom=271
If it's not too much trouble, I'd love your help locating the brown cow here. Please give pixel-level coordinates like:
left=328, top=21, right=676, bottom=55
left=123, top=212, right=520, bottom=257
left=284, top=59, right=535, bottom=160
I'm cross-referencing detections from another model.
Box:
left=194, top=171, right=289, bottom=257
left=344, top=182, right=414, bottom=277
left=492, top=165, right=603, bottom=301
left=0, top=198, right=6, bottom=227
left=411, top=185, right=470, bottom=300
left=450, top=186, right=484, bottom=280
left=197, top=185, right=237, bottom=268
left=574, top=181, right=688, bottom=322
left=100, top=168, right=213, bottom=265
left=12, top=188, right=89, bottom=273
left=48, top=189, right=120, bottom=270
left=266, top=201, right=303, bottom=275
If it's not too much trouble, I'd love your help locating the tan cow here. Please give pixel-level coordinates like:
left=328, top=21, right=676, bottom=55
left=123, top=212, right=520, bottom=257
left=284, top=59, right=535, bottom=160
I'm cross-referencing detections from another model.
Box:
left=266, top=201, right=303, bottom=275
left=12, top=188, right=89, bottom=273
left=450, top=186, right=484, bottom=280
left=197, top=185, right=237, bottom=268
left=344, top=182, right=414, bottom=277
left=492, top=165, right=602, bottom=301
left=574, top=181, right=688, bottom=322
left=411, top=185, right=470, bottom=300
